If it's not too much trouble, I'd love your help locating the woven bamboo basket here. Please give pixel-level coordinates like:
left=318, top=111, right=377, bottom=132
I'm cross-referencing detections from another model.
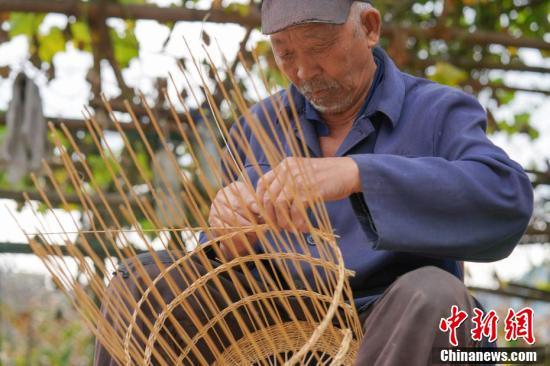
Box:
left=15, top=43, right=363, bottom=365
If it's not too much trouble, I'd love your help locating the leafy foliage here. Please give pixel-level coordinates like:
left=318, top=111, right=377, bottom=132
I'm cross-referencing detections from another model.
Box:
left=38, top=26, right=66, bottom=63
left=6, top=10, right=140, bottom=69
left=70, top=21, right=92, bottom=52
left=375, top=0, right=548, bottom=137
left=0, top=273, right=93, bottom=365
left=427, top=61, right=469, bottom=86
left=8, top=12, right=45, bottom=39
left=109, top=20, right=139, bottom=69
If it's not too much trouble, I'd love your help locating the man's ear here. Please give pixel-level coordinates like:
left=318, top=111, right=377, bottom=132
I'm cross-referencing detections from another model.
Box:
left=360, top=7, right=381, bottom=48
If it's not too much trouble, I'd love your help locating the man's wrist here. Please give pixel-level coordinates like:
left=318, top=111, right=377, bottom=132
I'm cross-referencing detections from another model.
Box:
left=344, top=157, right=362, bottom=194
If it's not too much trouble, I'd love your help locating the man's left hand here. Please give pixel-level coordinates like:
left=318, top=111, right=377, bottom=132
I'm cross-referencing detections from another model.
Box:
left=256, top=157, right=361, bottom=232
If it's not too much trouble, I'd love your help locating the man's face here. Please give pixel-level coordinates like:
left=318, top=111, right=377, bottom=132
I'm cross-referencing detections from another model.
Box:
left=270, top=16, right=371, bottom=114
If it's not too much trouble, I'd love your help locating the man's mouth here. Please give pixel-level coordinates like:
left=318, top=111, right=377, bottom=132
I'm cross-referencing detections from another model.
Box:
left=308, top=88, right=333, bottom=99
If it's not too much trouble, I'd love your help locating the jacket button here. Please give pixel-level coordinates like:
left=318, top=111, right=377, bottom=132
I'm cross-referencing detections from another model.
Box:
left=306, top=234, right=316, bottom=246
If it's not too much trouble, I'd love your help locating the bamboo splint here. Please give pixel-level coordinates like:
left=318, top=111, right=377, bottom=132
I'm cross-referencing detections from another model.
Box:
left=14, top=42, right=363, bottom=366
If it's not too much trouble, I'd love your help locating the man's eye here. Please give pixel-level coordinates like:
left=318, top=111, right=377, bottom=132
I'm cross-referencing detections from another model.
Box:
left=279, top=53, right=294, bottom=61
left=309, top=46, right=329, bottom=54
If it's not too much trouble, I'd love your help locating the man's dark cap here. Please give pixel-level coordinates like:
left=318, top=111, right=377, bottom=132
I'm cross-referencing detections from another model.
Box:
left=261, top=0, right=372, bottom=35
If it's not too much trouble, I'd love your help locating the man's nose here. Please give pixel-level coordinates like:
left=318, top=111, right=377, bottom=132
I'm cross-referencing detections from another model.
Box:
left=296, top=58, right=321, bottom=82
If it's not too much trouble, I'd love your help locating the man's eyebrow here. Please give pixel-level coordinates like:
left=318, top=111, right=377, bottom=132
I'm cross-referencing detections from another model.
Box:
left=302, top=26, right=339, bottom=42
left=270, top=26, right=339, bottom=47
left=271, top=38, right=285, bottom=46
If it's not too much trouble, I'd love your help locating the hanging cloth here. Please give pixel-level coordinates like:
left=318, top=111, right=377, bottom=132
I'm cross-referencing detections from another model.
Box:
left=1, top=72, right=47, bottom=184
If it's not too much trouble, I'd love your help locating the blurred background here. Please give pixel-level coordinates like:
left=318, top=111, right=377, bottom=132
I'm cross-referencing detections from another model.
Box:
left=0, top=0, right=548, bottom=364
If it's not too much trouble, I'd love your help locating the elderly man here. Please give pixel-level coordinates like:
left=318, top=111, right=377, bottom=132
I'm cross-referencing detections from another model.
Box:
left=94, top=1, right=533, bottom=365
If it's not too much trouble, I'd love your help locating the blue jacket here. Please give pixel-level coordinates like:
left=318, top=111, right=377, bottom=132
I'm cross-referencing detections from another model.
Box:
left=208, top=47, right=533, bottom=311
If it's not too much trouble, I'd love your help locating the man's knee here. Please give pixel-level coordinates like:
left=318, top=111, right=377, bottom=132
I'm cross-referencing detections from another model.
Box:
left=389, top=266, right=472, bottom=310
left=113, top=250, right=185, bottom=279
left=101, top=250, right=215, bottom=313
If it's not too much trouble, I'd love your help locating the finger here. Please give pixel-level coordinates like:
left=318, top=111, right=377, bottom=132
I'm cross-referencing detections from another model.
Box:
left=212, top=202, right=256, bottom=230
left=256, top=170, right=275, bottom=204
left=212, top=217, right=256, bottom=254
left=209, top=216, right=236, bottom=247
left=214, top=188, right=235, bottom=213
left=273, top=184, right=296, bottom=231
left=226, top=209, right=256, bottom=229
left=234, top=183, right=261, bottom=221
left=290, top=198, right=308, bottom=233
left=210, top=194, right=241, bottom=226
left=214, top=183, right=254, bottom=224
left=209, top=216, right=223, bottom=234
left=274, top=194, right=293, bottom=231
left=209, top=200, right=226, bottom=225
left=262, top=174, right=283, bottom=226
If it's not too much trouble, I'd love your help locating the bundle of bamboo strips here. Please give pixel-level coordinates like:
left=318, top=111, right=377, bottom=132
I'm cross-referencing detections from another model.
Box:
left=13, top=42, right=362, bottom=365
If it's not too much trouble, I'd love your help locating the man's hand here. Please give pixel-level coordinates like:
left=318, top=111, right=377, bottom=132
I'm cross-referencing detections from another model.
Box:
left=256, top=157, right=361, bottom=232
left=208, top=181, right=260, bottom=259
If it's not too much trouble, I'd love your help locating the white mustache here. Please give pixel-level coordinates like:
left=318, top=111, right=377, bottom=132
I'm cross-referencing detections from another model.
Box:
left=299, top=79, right=340, bottom=95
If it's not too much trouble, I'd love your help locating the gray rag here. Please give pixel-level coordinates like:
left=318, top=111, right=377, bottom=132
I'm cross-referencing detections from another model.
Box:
left=1, top=73, right=47, bottom=184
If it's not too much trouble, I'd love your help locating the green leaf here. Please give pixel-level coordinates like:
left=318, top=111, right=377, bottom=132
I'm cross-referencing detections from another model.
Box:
left=265, top=67, right=289, bottom=89
left=0, top=171, right=9, bottom=189
left=254, top=40, right=272, bottom=56
left=514, top=112, right=530, bottom=127
left=139, top=218, right=155, bottom=232
left=428, top=62, right=469, bottom=87
left=38, top=27, right=66, bottom=63
left=88, top=154, right=118, bottom=190
left=135, top=148, right=152, bottom=181
left=495, top=89, right=515, bottom=105
left=528, top=128, right=539, bottom=140
left=110, top=25, right=139, bottom=69
left=37, top=202, right=49, bottom=214
left=8, top=12, right=45, bottom=39
left=225, top=3, right=251, bottom=17
left=497, top=113, right=539, bottom=140
left=53, top=168, right=69, bottom=188
left=70, top=21, right=92, bottom=52
left=489, top=77, right=504, bottom=86
left=496, top=120, right=513, bottom=134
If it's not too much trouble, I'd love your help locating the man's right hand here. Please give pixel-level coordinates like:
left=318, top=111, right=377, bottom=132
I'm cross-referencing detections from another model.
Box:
left=208, top=181, right=261, bottom=259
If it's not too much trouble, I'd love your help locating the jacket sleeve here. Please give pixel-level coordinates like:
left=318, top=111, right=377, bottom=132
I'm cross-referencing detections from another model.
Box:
left=349, top=92, right=533, bottom=262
